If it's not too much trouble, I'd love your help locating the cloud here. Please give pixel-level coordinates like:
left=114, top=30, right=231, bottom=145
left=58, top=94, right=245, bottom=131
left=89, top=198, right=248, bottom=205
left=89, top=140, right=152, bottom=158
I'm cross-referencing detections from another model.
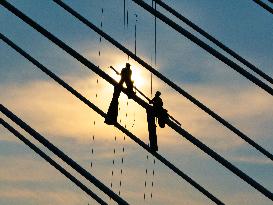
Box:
left=1, top=68, right=272, bottom=205
left=230, top=155, right=272, bottom=165
left=1, top=70, right=273, bottom=151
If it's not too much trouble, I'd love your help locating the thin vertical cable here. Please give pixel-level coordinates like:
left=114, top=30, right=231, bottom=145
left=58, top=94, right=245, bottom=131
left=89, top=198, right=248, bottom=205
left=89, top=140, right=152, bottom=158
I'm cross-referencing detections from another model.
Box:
left=134, top=14, right=137, bottom=55
left=154, top=0, right=157, bottom=68
left=123, top=0, right=126, bottom=28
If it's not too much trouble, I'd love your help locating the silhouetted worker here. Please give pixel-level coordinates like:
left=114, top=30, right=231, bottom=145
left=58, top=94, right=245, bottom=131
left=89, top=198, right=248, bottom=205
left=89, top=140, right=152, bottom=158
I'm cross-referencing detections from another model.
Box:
left=146, top=91, right=169, bottom=152
left=118, top=63, right=135, bottom=98
left=105, top=86, right=121, bottom=125
left=150, top=91, right=169, bottom=128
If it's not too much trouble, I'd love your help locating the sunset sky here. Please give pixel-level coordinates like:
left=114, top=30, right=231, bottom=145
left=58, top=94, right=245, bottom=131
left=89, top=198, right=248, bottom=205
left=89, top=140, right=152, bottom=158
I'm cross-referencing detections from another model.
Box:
left=1, top=0, right=273, bottom=204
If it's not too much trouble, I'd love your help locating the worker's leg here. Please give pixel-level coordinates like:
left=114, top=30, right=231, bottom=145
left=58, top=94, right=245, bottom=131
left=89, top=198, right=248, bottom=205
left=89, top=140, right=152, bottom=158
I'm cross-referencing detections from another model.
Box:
left=118, top=78, right=125, bottom=87
left=105, top=86, right=120, bottom=125
left=125, top=80, right=135, bottom=99
left=124, top=80, right=133, bottom=91
left=146, top=108, right=158, bottom=152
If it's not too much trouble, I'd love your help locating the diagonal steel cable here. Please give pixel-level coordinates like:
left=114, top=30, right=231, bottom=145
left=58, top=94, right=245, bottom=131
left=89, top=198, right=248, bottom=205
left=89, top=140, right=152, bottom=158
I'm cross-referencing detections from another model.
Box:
left=154, top=0, right=273, bottom=84
left=0, top=34, right=224, bottom=204
left=253, top=0, right=273, bottom=15
left=51, top=0, right=273, bottom=161
left=1, top=1, right=272, bottom=200
left=0, top=118, right=108, bottom=205
left=131, top=0, right=273, bottom=96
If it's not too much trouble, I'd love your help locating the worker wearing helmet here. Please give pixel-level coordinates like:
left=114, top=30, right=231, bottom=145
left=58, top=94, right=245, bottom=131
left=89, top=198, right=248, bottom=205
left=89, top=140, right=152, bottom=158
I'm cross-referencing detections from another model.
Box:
left=150, top=91, right=168, bottom=128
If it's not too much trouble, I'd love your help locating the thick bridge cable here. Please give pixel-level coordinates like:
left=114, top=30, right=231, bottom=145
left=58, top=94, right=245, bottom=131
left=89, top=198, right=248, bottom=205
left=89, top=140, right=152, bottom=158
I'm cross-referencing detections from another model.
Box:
left=0, top=105, right=128, bottom=205
left=2, top=1, right=273, bottom=198
left=0, top=35, right=223, bottom=205
left=253, top=0, right=273, bottom=15
left=131, top=0, right=273, bottom=96
left=1, top=2, right=272, bottom=200
left=0, top=119, right=108, bottom=205
left=166, top=118, right=273, bottom=201
left=1, top=28, right=272, bottom=205
left=154, top=0, right=273, bottom=84
left=51, top=0, right=273, bottom=161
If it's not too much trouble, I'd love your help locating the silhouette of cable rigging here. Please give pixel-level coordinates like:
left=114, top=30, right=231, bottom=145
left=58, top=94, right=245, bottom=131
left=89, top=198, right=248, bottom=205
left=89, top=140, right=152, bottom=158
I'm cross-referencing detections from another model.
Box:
left=50, top=0, right=273, bottom=161
left=151, top=0, right=157, bottom=98
left=0, top=34, right=223, bottom=204
left=2, top=26, right=272, bottom=203
left=154, top=0, right=273, bottom=84
left=1, top=4, right=272, bottom=199
left=131, top=0, right=273, bottom=96
left=253, top=0, right=273, bottom=14
left=0, top=106, right=128, bottom=205
left=0, top=119, right=108, bottom=205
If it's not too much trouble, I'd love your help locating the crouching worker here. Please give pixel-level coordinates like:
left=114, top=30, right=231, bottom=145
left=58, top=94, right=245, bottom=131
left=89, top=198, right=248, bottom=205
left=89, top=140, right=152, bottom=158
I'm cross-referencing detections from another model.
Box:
left=105, top=86, right=121, bottom=125
left=146, top=91, right=169, bottom=152
left=150, top=91, right=169, bottom=128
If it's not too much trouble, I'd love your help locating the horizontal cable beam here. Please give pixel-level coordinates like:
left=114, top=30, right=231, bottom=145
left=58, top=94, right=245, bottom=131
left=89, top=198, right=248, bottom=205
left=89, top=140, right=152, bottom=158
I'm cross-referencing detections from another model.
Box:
left=154, top=0, right=273, bottom=84
left=51, top=0, right=273, bottom=161
left=1, top=1, right=272, bottom=200
left=253, top=0, right=273, bottom=15
left=0, top=34, right=223, bottom=204
left=0, top=119, right=108, bottom=205
left=131, top=0, right=273, bottom=96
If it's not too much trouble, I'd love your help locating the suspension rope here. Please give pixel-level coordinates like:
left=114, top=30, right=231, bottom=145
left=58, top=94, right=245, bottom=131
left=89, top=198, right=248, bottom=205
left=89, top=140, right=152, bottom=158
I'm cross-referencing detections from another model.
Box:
left=153, top=0, right=157, bottom=98
left=0, top=4, right=271, bottom=198
left=50, top=0, right=273, bottom=161
left=123, top=0, right=126, bottom=28
left=134, top=14, right=137, bottom=55
left=0, top=34, right=223, bottom=205
left=0, top=119, right=108, bottom=205
left=154, top=0, right=273, bottom=84
left=131, top=0, right=273, bottom=96
left=253, top=0, right=273, bottom=15
left=154, top=0, right=157, bottom=68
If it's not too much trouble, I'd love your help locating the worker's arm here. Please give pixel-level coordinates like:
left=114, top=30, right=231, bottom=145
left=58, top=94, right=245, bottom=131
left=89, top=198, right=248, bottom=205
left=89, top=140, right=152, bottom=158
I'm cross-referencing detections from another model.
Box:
left=149, top=97, right=155, bottom=104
